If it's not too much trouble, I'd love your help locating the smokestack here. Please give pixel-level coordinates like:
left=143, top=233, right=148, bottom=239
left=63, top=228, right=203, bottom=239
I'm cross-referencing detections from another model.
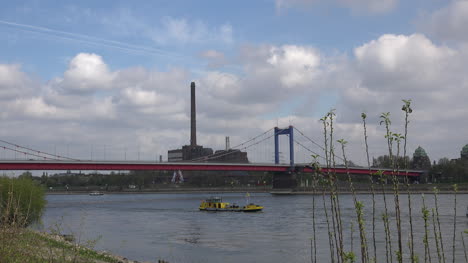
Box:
left=190, top=82, right=197, bottom=146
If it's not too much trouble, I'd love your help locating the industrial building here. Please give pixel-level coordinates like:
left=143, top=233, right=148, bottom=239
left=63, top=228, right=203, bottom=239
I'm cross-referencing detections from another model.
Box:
left=168, top=82, right=248, bottom=163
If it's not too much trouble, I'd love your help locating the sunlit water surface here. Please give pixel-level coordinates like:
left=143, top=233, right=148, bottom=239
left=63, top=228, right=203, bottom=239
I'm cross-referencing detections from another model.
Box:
left=40, top=193, right=468, bottom=263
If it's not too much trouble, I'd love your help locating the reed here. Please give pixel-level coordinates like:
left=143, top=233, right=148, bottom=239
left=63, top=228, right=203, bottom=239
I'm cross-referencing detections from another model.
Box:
left=309, top=101, right=467, bottom=262
left=350, top=221, right=355, bottom=262
left=361, top=112, right=377, bottom=263
left=375, top=128, right=392, bottom=263
left=462, top=231, right=467, bottom=262
left=338, top=139, right=369, bottom=263
left=402, top=99, right=416, bottom=262
left=421, top=194, right=432, bottom=263
left=380, top=112, right=403, bottom=263
left=320, top=115, right=338, bottom=262
left=321, top=175, right=336, bottom=263
left=452, top=184, right=458, bottom=263
left=322, top=112, right=345, bottom=262
left=328, top=110, right=345, bottom=262
left=431, top=207, right=443, bottom=263
left=310, top=155, right=320, bottom=263
left=433, top=187, right=446, bottom=263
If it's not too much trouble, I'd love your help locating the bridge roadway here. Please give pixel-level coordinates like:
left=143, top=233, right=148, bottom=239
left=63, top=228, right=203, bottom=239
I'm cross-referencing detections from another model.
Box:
left=0, top=160, right=422, bottom=177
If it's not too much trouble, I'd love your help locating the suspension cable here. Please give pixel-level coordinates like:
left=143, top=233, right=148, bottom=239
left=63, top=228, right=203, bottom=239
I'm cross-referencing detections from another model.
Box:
left=190, top=128, right=278, bottom=162
left=229, top=127, right=274, bottom=150
left=0, top=145, right=60, bottom=160
left=292, top=127, right=345, bottom=162
left=293, top=127, right=325, bottom=151
left=0, top=139, right=80, bottom=161
left=292, top=138, right=326, bottom=161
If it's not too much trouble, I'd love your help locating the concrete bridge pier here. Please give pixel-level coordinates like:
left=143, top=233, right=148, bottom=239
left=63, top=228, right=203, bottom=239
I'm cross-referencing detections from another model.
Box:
left=272, top=171, right=297, bottom=189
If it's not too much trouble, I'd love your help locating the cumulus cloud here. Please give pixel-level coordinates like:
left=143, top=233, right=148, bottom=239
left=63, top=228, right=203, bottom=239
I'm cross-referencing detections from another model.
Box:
left=8, top=97, right=58, bottom=118
left=267, top=45, right=321, bottom=87
left=0, top=46, right=332, bottom=162
left=0, top=64, right=36, bottom=100
left=275, top=0, right=398, bottom=14
left=2, top=31, right=468, bottom=164
left=55, top=53, right=115, bottom=93
left=417, top=0, right=468, bottom=43
left=334, top=33, right=468, bottom=162
left=354, top=34, right=457, bottom=92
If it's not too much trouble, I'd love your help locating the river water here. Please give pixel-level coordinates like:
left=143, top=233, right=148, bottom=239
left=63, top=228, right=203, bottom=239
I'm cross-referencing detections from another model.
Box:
left=40, top=193, right=468, bottom=263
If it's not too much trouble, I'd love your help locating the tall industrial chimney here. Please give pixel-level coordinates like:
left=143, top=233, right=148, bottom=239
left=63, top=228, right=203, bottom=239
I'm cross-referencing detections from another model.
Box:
left=190, top=82, right=197, bottom=147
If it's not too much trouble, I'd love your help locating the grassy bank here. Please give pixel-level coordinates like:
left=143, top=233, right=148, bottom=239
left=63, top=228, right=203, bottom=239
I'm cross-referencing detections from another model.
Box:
left=0, top=176, right=146, bottom=263
left=0, top=227, right=128, bottom=263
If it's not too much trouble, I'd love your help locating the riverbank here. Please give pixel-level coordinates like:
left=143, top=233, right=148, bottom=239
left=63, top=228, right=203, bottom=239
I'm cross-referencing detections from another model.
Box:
left=0, top=227, right=155, bottom=263
left=46, top=183, right=468, bottom=195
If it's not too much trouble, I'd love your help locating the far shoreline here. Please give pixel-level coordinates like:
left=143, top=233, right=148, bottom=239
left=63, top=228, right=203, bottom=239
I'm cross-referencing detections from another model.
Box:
left=45, top=183, right=468, bottom=195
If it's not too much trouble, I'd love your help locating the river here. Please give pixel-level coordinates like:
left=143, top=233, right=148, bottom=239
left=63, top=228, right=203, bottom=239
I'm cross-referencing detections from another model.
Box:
left=40, top=192, right=468, bottom=263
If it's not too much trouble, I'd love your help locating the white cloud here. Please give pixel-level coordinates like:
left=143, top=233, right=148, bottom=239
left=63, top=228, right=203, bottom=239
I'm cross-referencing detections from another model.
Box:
left=9, top=97, right=58, bottom=118
left=334, top=33, right=468, bottom=162
left=354, top=34, right=457, bottom=91
left=0, top=64, right=36, bottom=100
left=267, top=45, right=321, bottom=87
left=2, top=31, right=468, bottom=164
left=58, top=53, right=114, bottom=93
left=417, top=0, right=468, bottom=43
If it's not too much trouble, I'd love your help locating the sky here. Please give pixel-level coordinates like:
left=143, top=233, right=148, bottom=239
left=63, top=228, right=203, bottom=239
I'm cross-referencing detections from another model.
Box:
left=1, top=0, right=467, bottom=165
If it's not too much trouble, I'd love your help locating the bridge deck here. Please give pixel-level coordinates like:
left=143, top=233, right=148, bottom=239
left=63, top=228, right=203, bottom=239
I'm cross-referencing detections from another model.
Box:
left=0, top=160, right=422, bottom=176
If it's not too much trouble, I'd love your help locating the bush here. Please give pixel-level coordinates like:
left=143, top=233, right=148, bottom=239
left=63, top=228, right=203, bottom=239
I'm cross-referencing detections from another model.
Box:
left=0, top=176, right=46, bottom=226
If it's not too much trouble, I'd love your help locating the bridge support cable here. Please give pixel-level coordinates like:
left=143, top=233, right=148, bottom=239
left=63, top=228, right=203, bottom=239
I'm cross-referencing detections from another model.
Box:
left=226, top=128, right=274, bottom=151
left=282, top=133, right=326, bottom=163
left=0, top=139, right=80, bottom=161
left=191, top=130, right=280, bottom=162
left=293, top=127, right=325, bottom=151
left=291, top=137, right=326, bottom=162
left=190, top=127, right=285, bottom=163
left=189, top=128, right=273, bottom=162
left=292, top=127, right=346, bottom=163
left=0, top=145, right=60, bottom=160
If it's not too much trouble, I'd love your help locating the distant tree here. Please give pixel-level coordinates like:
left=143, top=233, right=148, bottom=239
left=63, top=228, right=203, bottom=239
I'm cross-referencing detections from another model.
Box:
left=372, top=155, right=411, bottom=169
left=437, top=157, right=450, bottom=166
left=18, top=171, right=33, bottom=180
left=430, top=157, right=467, bottom=183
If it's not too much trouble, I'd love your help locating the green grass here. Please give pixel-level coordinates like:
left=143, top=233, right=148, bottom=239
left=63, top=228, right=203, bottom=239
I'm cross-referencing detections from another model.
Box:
left=0, top=228, right=119, bottom=263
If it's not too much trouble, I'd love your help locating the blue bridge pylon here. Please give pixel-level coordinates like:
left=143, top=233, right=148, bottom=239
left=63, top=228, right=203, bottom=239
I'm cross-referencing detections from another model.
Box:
left=274, top=126, right=294, bottom=168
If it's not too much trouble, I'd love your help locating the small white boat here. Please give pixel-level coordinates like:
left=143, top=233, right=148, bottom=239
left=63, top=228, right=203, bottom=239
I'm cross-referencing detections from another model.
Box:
left=89, top=191, right=104, bottom=196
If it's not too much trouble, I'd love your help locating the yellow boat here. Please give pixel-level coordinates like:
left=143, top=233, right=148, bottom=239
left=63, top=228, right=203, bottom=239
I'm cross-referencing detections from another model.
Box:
left=199, top=196, right=263, bottom=212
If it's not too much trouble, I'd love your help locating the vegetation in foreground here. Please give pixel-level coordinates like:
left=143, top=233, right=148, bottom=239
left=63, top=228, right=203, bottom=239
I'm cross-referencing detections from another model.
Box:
left=309, top=100, right=468, bottom=263
left=0, top=228, right=119, bottom=263
left=0, top=176, right=46, bottom=226
left=0, top=176, right=124, bottom=263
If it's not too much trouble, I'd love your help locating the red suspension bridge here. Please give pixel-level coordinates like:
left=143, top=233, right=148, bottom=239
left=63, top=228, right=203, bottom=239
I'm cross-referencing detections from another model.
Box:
left=0, top=126, right=423, bottom=178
